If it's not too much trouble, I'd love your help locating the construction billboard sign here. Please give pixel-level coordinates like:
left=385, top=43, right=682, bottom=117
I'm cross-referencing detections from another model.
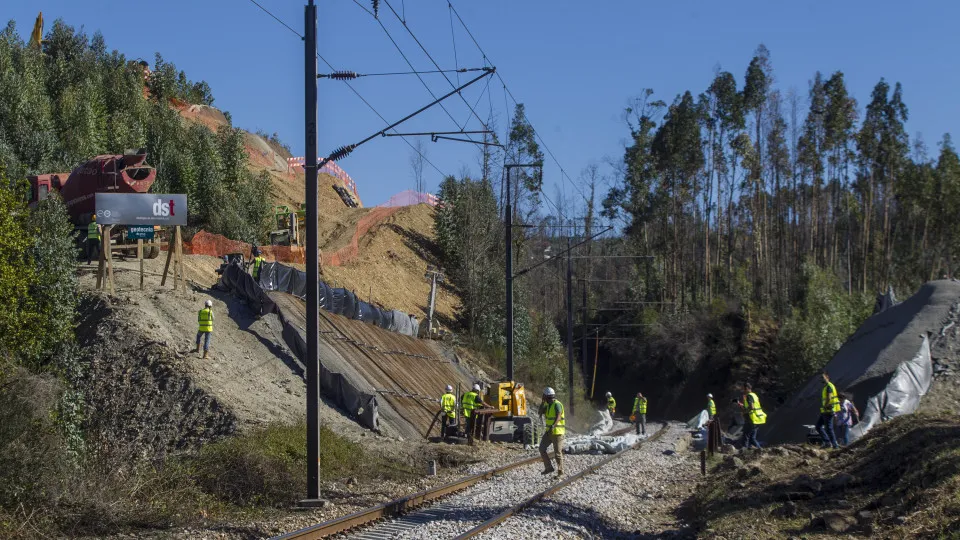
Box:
left=95, top=193, right=188, bottom=226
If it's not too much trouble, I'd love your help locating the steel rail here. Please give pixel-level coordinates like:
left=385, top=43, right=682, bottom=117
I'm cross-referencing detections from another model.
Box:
left=272, top=424, right=638, bottom=539
left=453, top=422, right=670, bottom=539
left=272, top=454, right=541, bottom=539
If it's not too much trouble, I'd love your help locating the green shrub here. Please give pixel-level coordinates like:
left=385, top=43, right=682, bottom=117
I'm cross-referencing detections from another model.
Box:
left=775, top=263, right=873, bottom=385
left=191, top=422, right=373, bottom=507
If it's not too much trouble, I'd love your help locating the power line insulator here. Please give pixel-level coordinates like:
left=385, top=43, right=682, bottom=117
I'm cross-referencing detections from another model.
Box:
left=329, top=145, right=356, bottom=162
left=325, top=71, right=359, bottom=80
left=372, top=0, right=379, bottom=18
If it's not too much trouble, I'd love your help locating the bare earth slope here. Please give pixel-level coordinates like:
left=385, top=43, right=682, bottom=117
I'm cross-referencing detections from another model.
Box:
left=177, top=103, right=461, bottom=327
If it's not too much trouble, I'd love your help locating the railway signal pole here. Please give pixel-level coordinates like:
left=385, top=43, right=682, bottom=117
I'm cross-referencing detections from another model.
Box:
left=302, top=0, right=323, bottom=506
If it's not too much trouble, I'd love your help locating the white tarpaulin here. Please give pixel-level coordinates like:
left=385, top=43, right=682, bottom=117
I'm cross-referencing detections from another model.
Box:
left=850, top=335, right=932, bottom=442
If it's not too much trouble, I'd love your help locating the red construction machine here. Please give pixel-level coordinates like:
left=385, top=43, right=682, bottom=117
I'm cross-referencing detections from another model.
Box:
left=27, top=149, right=162, bottom=258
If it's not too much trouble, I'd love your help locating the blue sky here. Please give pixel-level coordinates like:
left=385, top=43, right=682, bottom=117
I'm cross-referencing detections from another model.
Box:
left=10, top=1, right=960, bottom=206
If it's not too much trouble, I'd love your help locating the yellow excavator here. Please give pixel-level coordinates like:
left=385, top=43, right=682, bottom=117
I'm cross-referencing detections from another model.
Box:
left=482, top=381, right=538, bottom=444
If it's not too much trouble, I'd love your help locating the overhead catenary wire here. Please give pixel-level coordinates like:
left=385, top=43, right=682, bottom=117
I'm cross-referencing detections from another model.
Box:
left=380, top=0, right=496, bottom=139
left=354, top=1, right=481, bottom=145
left=446, top=0, right=591, bottom=205
left=244, top=0, right=449, bottom=179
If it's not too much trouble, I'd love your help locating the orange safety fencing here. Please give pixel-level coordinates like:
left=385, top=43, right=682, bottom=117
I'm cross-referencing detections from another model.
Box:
left=180, top=205, right=400, bottom=267
left=323, top=206, right=400, bottom=267
left=184, top=230, right=306, bottom=264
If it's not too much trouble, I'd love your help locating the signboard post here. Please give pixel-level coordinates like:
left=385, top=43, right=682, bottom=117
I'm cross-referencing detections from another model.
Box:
left=94, top=193, right=188, bottom=292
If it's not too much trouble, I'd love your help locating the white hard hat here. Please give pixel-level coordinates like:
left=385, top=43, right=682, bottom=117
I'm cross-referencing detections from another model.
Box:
left=707, top=393, right=713, bottom=398
left=205, top=300, right=213, bottom=307
left=472, top=383, right=481, bottom=392
left=543, top=387, right=556, bottom=397
left=445, top=385, right=453, bottom=392
left=605, top=392, right=612, bottom=398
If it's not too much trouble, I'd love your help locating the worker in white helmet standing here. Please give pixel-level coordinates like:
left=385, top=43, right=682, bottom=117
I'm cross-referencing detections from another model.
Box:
left=538, top=387, right=565, bottom=476
left=706, top=393, right=717, bottom=420
left=196, top=299, right=214, bottom=359
left=605, top=391, right=616, bottom=418
left=439, top=384, right=457, bottom=438
left=461, top=383, right=486, bottom=445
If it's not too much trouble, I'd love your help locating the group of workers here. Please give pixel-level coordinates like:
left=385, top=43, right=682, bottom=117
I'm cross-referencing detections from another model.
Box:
left=729, top=371, right=860, bottom=449
left=192, top=249, right=265, bottom=359
left=438, top=383, right=489, bottom=444
left=604, top=390, right=649, bottom=435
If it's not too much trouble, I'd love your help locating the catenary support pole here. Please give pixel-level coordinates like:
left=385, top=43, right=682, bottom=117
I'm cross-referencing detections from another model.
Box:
left=302, top=0, right=323, bottom=506
left=581, top=279, right=587, bottom=399
left=504, top=166, right=514, bottom=382
left=566, top=235, right=574, bottom=416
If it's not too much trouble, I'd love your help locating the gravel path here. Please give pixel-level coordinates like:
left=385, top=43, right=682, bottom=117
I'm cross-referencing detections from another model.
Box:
left=474, top=423, right=697, bottom=539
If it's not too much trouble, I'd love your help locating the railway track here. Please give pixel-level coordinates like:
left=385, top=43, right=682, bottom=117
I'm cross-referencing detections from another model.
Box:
left=273, top=423, right=667, bottom=540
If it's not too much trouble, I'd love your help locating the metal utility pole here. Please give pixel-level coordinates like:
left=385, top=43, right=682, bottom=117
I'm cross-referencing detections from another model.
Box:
left=566, top=235, right=574, bottom=416
left=503, top=163, right=541, bottom=382
left=301, top=0, right=323, bottom=506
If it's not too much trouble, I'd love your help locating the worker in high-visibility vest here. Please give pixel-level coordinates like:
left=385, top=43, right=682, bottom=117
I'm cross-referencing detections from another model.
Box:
left=251, top=247, right=265, bottom=283
left=461, top=383, right=485, bottom=444
left=632, top=392, right=648, bottom=435
left=605, top=391, right=616, bottom=418
left=86, top=214, right=101, bottom=265
left=816, top=371, right=841, bottom=449
left=706, top=393, right=717, bottom=420
left=538, top=387, right=565, bottom=476
left=196, top=299, right=214, bottom=359
left=440, top=385, right=457, bottom=438
left=738, top=382, right=765, bottom=449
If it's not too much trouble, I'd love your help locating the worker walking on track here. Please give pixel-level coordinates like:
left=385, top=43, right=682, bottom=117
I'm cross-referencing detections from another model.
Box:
left=461, top=383, right=483, bottom=445
left=739, top=382, right=765, bottom=449
left=251, top=247, right=265, bottom=283
left=539, top=387, right=565, bottom=476
left=817, top=371, right=841, bottom=449
left=707, top=393, right=717, bottom=420
left=632, top=392, right=648, bottom=435
left=86, top=214, right=101, bottom=264
left=196, top=300, right=214, bottom=359
left=605, top=391, right=616, bottom=418
left=439, top=385, right=456, bottom=438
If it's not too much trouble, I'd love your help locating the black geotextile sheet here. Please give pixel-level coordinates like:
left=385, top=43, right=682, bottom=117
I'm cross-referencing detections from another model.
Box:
left=257, top=262, right=420, bottom=337
left=218, top=264, right=379, bottom=430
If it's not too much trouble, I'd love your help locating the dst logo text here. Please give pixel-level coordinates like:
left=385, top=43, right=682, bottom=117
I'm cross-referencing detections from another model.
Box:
left=152, top=198, right=176, bottom=217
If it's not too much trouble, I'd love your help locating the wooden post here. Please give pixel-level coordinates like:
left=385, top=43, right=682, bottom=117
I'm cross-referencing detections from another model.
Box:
left=96, top=230, right=106, bottom=290
left=175, top=225, right=184, bottom=289
left=104, top=225, right=115, bottom=295
left=161, top=227, right=174, bottom=287
left=137, top=238, right=144, bottom=291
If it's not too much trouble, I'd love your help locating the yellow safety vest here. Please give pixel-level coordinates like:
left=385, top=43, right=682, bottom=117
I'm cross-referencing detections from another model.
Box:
left=745, top=392, right=766, bottom=425
left=633, top=397, right=648, bottom=414
left=440, top=393, right=456, bottom=418
left=707, top=399, right=717, bottom=417
left=87, top=222, right=100, bottom=240
left=821, top=382, right=841, bottom=413
left=544, top=400, right=565, bottom=436
left=607, top=396, right=616, bottom=412
left=253, top=256, right=264, bottom=277
left=462, top=391, right=479, bottom=418
left=198, top=308, right=214, bottom=333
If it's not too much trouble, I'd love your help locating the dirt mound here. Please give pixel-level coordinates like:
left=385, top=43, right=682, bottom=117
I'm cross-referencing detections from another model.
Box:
left=320, top=204, right=459, bottom=330
left=765, top=280, right=960, bottom=444
left=692, top=413, right=960, bottom=538
left=74, top=257, right=377, bottom=443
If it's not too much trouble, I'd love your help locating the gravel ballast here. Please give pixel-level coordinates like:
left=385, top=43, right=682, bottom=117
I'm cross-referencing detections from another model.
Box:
left=474, top=422, right=697, bottom=539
